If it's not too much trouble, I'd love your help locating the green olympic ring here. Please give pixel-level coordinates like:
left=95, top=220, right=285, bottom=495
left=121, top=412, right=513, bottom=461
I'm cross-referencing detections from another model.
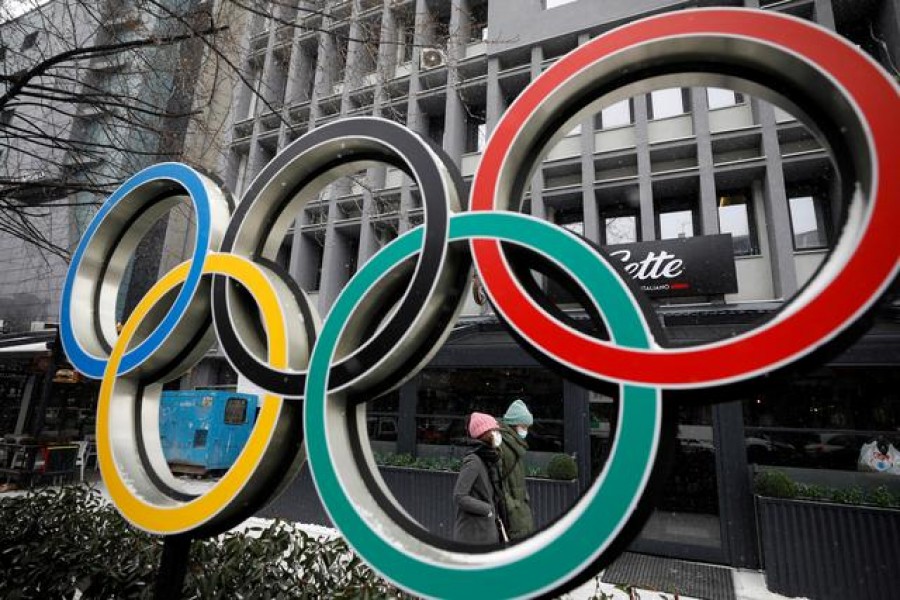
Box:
left=305, top=211, right=660, bottom=598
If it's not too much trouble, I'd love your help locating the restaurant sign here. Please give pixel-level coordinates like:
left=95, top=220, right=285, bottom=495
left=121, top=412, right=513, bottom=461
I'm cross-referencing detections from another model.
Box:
left=608, top=234, right=738, bottom=298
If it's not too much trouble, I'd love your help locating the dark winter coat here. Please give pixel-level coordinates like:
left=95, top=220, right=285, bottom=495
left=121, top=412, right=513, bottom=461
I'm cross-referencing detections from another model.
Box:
left=453, top=445, right=502, bottom=544
left=499, top=425, right=535, bottom=539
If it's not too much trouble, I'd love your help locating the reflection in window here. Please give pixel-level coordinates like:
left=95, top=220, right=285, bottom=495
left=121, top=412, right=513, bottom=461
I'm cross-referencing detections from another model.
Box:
left=649, top=88, right=686, bottom=120
left=718, top=192, right=759, bottom=256
left=788, top=195, right=828, bottom=250
left=416, top=368, right=564, bottom=453
left=597, top=99, right=633, bottom=129
left=743, top=368, right=900, bottom=474
left=707, top=87, right=744, bottom=109
left=367, top=391, right=400, bottom=446
left=604, top=215, right=638, bottom=245
left=659, top=209, right=694, bottom=239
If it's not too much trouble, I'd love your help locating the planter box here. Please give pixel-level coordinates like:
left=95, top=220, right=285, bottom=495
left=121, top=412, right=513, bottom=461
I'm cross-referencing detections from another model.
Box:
left=257, top=464, right=580, bottom=538
left=756, top=495, right=900, bottom=600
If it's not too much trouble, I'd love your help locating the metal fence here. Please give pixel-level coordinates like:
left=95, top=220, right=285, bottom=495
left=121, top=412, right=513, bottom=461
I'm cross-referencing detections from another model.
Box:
left=257, top=464, right=580, bottom=539
left=757, top=496, right=900, bottom=600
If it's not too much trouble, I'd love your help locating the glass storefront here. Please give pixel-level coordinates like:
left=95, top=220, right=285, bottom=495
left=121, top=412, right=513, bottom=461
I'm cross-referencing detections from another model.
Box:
left=744, top=366, right=900, bottom=478
left=414, top=367, right=564, bottom=455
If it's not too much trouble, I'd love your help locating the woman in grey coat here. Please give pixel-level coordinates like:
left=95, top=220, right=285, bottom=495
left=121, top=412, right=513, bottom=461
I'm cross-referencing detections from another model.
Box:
left=453, top=412, right=506, bottom=545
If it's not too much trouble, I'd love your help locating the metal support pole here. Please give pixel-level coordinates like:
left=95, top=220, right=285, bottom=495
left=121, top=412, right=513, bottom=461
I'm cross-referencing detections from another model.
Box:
left=154, top=534, right=193, bottom=600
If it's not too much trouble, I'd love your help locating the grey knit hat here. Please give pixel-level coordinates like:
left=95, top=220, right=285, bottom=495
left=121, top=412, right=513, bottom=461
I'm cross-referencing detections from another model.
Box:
left=502, top=399, right=533, bottom=426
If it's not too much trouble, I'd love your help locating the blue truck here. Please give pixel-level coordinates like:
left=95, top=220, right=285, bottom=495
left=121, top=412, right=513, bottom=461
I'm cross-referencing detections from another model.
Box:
left=159, top=390, right=258, bottom=475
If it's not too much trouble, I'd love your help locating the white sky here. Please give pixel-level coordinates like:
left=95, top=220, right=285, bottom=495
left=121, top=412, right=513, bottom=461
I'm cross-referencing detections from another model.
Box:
left=1, top=0, right=46, bottom=23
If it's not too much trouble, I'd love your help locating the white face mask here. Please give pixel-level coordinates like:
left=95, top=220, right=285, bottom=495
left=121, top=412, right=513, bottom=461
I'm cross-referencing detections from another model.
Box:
left=516, top=427, right=528, bottom=440
left=490, top=431, right=502, bottom=448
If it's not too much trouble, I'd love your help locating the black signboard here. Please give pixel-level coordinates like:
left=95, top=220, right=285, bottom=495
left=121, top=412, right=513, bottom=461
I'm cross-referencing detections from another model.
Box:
left=606, top=234, right=738, bottom=298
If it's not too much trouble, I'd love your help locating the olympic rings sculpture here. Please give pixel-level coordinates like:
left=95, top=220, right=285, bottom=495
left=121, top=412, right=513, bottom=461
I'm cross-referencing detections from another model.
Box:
left=59, top=9, right=898, bottom=599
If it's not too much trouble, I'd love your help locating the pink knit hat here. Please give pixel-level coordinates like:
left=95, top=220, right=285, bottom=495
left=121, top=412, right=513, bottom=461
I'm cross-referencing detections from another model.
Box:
left=468, top=412, right=498, bottom=439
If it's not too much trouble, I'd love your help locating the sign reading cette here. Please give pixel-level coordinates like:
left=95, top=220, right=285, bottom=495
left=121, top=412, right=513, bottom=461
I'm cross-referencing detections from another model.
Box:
left=58, top=9, right=898, bottom=600
left=608, top=234, right=738, bottom=297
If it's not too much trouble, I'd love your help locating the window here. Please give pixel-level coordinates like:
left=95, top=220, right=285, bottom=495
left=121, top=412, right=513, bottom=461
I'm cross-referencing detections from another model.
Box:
left=596, top=99, right=633, bottom=129
left=426, top=113, right=444, bottom=145
left=468, top=1, right=488, bottom=43
left=649, top=88, right=687, bottom=120
left=718, top=192, right=759, bottom=256
left=545, top=0, right=577, bottom=8
left=366, top=391, right=400, bottom=444
left=788, top=195, right=829, bottom=250
left=743, top=367, right=900, bottom=475
left=21, top=32, right=39, bottom=51
left=603, top=215, right=638, bottom=245
left=416, top=367, right=564, bottom=452
left=659, top=209, right=695, bottom=239
left=464, top=113, right=487, bottom=153
left=193, top=429, right=208, bottom=448
left=224, top=397, right=248, bottom=424
left=246, top=67, right=263, bottom=119
left=707, top=87, right=744, bottom=109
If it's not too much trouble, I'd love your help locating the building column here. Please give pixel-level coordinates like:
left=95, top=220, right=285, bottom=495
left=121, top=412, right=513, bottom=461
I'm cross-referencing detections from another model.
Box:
left=563, top=380, right=591, bottom=492
left=634, top=94, right=655, bottom=241
left=713, top=400, right=760, bottom=568
left=578, top=34, right=600, bottom=243
left=814, top=0, right=836, bottom=30
left=529, top=46, right=547, bottom=221
left=398, top=377, right=419, bottom=456
left=755, top=99, right=798, bottom=299
left=691, top=87, right=720, bottom=236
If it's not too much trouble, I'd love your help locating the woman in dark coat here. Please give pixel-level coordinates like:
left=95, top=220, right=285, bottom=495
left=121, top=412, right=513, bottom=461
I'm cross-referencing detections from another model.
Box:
left=499, top=398, right=536, bottom=539
left=453, top=412, right=507, bottom=544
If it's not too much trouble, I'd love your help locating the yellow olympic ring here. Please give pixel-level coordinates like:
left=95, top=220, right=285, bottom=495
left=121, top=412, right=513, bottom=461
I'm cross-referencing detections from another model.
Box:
left=97, top=254, right=289, bottom=534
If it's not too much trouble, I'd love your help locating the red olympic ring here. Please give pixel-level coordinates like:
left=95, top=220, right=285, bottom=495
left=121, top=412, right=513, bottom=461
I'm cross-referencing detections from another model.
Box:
left=471, top=9, right=900, bottom=388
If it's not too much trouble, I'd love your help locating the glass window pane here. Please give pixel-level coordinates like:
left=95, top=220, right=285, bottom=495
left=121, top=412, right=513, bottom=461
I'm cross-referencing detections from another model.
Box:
left=744, top=367, right=900, bottom=475
left=605, top=216, right=637, bottom=245
left=789, top=196, right=827, bottom=249
left=659, top=210, right=694, bottom=239
left=562, top=221, right=584, bottom=236
left=707, top=87, right=737, bottom=109
left=601, top=100, right=631, bottom=128
left=718, top=194, right=757, bottom=256
left=650, top=88, right=684, bottom=120
left=415, top=368, right=563, bottom=452
left=224, top=397, right=248, bottom=425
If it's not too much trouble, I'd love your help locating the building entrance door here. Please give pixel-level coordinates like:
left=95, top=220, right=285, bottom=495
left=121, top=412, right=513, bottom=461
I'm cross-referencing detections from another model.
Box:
left=629, top=403, right=726, bottom=563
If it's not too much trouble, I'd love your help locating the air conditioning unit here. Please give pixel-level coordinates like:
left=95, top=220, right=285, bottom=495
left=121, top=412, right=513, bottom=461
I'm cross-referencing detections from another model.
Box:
left=420, top=48, right=446, bottom=70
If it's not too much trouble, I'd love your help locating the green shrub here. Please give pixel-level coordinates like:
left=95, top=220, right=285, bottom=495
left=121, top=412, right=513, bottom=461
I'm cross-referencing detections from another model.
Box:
left=755, top=470, right=900, bottom=508
left=868, top=485, right=898, bottom=509
left=374, top=452, right=462, bottom=472
left=546, top=454, right=578, bottom=480
left=753, top=470, right=797, bottom=499
left=0, top=485, right=411, bottom=599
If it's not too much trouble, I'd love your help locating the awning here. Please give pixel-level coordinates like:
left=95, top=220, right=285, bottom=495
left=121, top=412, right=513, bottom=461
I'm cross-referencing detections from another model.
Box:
left=0, top=342, right=50, bottom=355
left=0, top=331, right=54, bottom=359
